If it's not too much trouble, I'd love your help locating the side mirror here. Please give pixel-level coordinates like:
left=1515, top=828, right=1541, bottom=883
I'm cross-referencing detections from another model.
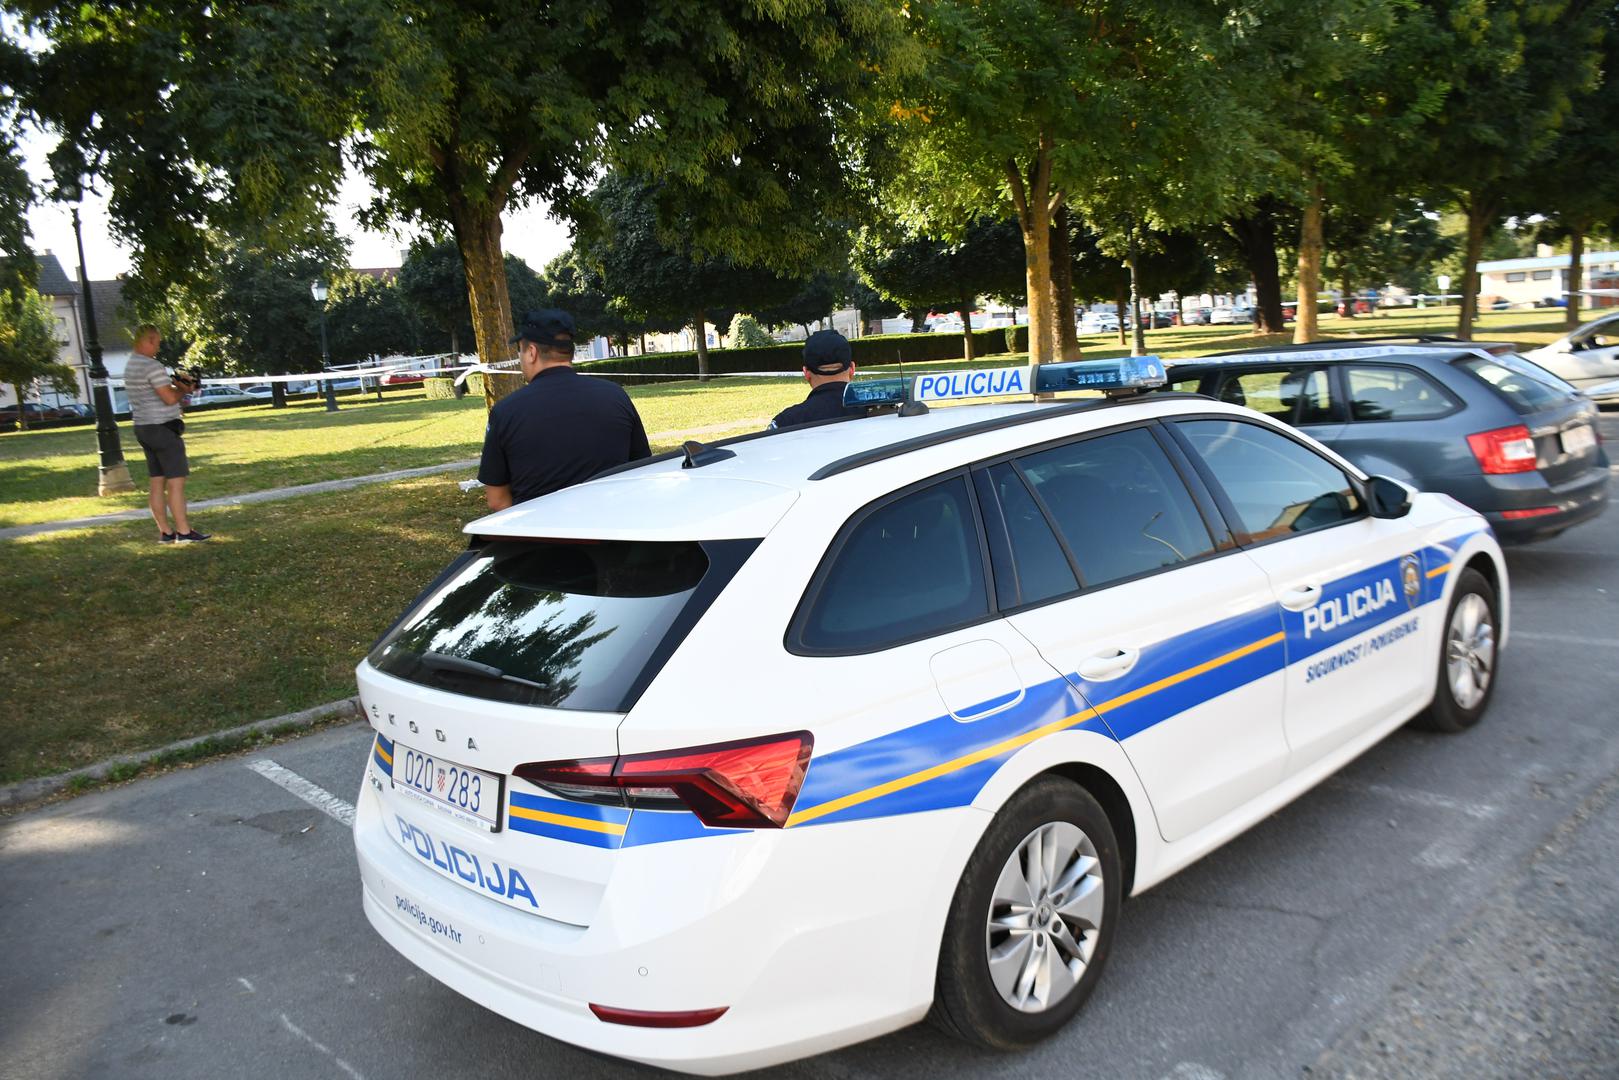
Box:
left=1367, top=475, right=1412, bottom=519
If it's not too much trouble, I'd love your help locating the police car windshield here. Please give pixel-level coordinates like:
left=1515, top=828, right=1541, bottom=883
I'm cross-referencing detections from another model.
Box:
left=369, top=538, right=753, bottom=712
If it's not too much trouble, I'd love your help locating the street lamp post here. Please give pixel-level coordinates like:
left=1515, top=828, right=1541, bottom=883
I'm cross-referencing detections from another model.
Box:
left=60, top=181, right=134, bottom=495
left=310, top=280, right=337, bottom=412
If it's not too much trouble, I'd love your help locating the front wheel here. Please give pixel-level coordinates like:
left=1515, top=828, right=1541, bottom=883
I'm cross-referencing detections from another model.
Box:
left=930, top=777, right=1122, bottom=1049
left=1417, top=566, right=1499, bottom=733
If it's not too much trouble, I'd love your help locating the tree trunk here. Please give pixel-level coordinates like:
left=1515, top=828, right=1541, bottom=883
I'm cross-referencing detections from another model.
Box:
left=1006, top=141, right=1059, bottom=364
left=1228, top=204, right=1284, bottom=333
left=271, top=371, right=287, bottom=409
left=1127, top=224, right=1146, bottom=357
left=1458, top=194, right=1496, bottom=341
left=958, top=301, right=977, bottom=362
left=1567, top=225, right=1586, bottom=330
left=1115, top=285, right=1128, bottom=347
left=1294, top=183, right=1324, bottom=343
left=12, top=384, right=26, bottom=430
left=909, top=309, right=928, bottom=333
left=1051, top=205, right=1081, bottom=360
left=693, top=309, right=710, bottom=378
left=639, top=332, right=647, bottom=355
left=450, top=326, right=460, bottom=356
left=449, top=202, right=520, bottom=406
left=1340, top=268, right=1356, bottom=318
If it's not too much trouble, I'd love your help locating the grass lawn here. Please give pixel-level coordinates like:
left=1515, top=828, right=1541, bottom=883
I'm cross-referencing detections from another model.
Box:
left=0, top=378, right=807, bottom=529
left=0, top=475, right=479, bottom=782
left=0, top=303, right=1579, bottom=784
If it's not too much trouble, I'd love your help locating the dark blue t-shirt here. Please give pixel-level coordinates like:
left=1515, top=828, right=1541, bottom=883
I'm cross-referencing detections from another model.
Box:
left=477, top=366, right=651, bottom=504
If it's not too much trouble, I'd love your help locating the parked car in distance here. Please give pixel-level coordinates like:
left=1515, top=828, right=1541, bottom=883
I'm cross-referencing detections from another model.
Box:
left=1161, top=339, right=1609, bottom=543
left=383, top=371, right=427, bottom=385
left=1523, top=312, right=1619, bottom=405
left=1180, top=307, right=1212, bottom=325
left=54, top=402, right=94, bottom=418
left=1208, top=307, right=1240, bottom=325
left=1080, top=311, right=1122, bottom=334
left=0, top=401, right=74, bottom=425
left=242, top=383, right=274, bottom=398
left=185, top=385, right=260, bottom=408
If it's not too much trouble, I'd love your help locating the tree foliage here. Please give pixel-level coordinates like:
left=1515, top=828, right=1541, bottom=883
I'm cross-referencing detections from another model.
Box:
left=854, top=217, right=1025, bottom=358
left=0, top=285, right=75, bottom=426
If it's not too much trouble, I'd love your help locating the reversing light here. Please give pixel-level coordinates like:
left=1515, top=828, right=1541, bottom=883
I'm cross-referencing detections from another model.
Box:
left=1466, top=425, right=1538, bottom=475
left=589, top=1004, right=729, bottom=1028
left=514, top=731, right=813, bottom=829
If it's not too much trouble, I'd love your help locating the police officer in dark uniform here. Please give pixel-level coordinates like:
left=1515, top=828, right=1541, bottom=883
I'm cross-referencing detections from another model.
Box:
left=478, top=309, right=651, bottom=510
left=768, top=329, right=863, bottom=430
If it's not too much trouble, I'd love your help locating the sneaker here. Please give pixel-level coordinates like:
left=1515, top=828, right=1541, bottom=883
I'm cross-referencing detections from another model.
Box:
left=158, top=532, right=176, bottom=544
left=174, top=530, right=211, bottom=543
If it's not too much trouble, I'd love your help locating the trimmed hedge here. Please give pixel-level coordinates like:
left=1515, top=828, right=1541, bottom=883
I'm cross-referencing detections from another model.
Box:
left=580, top=327, right=1026, bottom=385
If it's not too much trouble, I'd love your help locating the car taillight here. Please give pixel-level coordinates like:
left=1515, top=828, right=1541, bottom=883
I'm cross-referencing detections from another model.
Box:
left=514, top=731, right=813, bottom=829
left=1501, top=506, right=1559, bottom=519
left=1466, top=424, right=1538, bottom=474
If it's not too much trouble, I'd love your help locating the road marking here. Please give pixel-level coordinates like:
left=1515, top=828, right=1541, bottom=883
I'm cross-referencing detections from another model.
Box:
left=1327, top=779, right=1500, bottom=820
left=279, top=1013, right=366, bottom=1080
left=1415, top=835, right=1473, bottom=869
left=1162, top=1064, right=1227, bottom=1080
left=246, top=759, right=355, bottom=826
left=1512, top=630, right=1619, bottom=648
left=237, top=977, right=255, bottom=993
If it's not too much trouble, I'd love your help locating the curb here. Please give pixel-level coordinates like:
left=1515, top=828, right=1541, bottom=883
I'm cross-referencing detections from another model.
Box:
left=0, top=696, right=363, bottom=809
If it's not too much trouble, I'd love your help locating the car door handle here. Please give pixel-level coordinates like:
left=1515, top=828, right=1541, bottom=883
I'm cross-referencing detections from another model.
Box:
left=1077, top=648, right=1140, bottom=682
left=1281, top=584, right=1322, bottom=611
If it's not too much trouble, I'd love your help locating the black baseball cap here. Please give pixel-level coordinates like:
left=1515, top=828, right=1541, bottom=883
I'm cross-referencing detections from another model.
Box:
left=804, top=329, right=852, bottom=375
left=511, top=309, right=576, bottom=349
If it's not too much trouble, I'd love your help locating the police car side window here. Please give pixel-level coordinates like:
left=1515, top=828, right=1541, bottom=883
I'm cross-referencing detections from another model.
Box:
left=800, top=475, right=990, bottom=652
left=1177, top=419, right=1363, bottom=541
left=986, top=462, right=1079, bottom=605
left=1018, top=428, right=1215, bottom=589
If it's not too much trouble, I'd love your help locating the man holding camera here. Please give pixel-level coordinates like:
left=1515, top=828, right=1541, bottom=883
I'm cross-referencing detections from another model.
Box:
left=125, top=324, right=209, bottom=544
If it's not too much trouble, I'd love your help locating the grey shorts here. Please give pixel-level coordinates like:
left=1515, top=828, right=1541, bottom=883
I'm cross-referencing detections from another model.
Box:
left=133, top=421, right=189, bottom=478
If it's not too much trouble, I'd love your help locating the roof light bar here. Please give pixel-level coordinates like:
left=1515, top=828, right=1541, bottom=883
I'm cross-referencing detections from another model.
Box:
left=841, top=356, right=1166, bottom=411
left=1034, top=356, right=1166, bottom=394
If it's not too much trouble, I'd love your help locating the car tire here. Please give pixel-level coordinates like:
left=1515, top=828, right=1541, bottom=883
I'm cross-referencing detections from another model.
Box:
left=1416, top=567, right=1499, bottom=733
left=930, top=776, right=1121, bottom=1050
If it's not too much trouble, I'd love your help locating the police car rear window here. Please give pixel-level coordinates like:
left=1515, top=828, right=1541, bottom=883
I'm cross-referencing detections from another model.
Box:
left=369, top=539, right=751, bottom=712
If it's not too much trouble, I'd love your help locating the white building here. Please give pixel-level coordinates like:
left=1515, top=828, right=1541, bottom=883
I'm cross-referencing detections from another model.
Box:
left=1476, top=249, right=1619, bottom=307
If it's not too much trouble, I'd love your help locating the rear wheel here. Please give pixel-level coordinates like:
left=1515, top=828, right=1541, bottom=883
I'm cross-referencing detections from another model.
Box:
left=1417, top=567, right=1499, bottom=733
left=930, top=776, right=1121, bottom=1049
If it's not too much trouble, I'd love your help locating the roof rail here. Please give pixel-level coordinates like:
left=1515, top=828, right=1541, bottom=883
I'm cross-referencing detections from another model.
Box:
left=1202, top=335, right=1516, bottom=359
left=808, top=394, right=1210, bottom=481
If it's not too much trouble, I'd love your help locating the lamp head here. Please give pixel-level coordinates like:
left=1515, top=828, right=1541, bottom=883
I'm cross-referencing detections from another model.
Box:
left=310, top=280, right=329, bottom=303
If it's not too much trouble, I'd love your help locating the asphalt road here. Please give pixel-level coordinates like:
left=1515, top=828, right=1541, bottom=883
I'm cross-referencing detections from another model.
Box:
left=4, top=414, right=1616, bottom=1080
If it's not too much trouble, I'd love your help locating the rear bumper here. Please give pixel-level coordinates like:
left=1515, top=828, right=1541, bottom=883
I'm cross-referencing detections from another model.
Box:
left=354, top=773, right=986, bottom=1075
left=1478, top=466, right=1610, bottom=543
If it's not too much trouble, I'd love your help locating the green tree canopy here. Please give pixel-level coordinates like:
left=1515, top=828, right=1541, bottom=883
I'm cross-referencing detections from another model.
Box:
left=854, top=217, right=1025, bottom=359
left=0, top=285, right=75, bottom=428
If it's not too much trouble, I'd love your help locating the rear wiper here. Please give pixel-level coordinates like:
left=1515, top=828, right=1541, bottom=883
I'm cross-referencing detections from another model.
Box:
left=419, top=651, right=550, bottom=691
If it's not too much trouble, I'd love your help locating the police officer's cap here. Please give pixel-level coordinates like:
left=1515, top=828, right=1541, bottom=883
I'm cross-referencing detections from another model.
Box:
left=511, top=309, right=576, bottom=350
left=804, top=329, right=852, bottom=375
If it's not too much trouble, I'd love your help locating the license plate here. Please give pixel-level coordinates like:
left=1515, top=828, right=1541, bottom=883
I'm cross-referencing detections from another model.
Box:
left=392, top=742, right=502, bottom=831
left=1562, top=425, right=1596, bottom=456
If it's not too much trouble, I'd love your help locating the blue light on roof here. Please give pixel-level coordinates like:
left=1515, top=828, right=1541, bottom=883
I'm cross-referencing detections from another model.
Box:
left=842, top=376, right=911, bottom=408
left=1033, top=356, right=1166, bottom=393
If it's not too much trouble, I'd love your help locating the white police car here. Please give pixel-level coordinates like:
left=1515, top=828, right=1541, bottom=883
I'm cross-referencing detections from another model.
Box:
left=352, top=358, right=1508, bottom=1074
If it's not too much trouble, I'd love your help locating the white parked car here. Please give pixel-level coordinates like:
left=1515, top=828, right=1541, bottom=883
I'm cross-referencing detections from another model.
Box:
left=1523, top=311, right=1619, bottom=404
left=1208, top=306, right=1239, bottom=325
left=1079, top=311, right=1121, bottom=333
left=353, top=359, right=1508, bottom=1075
left=184, top=385, right=259, bottom=407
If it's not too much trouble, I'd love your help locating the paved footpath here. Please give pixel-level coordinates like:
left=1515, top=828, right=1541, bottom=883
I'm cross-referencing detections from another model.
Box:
left=1, top=420, right=1615, bottom=1080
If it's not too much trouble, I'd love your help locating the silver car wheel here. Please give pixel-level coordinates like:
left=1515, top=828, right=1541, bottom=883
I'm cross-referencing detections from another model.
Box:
left=985, top=821, right=1104, bottom=1013
left=1445, top=592, right=1496, bottom=711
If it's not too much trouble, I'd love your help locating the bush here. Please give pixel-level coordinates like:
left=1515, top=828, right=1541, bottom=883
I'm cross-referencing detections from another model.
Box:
left=424, top=377, right=458, bottom=400
left=580, top=327, right=1022, bottom=385
left=727, top=313, right=775, bottom=349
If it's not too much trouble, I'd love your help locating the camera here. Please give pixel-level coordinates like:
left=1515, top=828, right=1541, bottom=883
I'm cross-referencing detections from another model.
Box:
left=173, top=365, right=204, bottom=390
